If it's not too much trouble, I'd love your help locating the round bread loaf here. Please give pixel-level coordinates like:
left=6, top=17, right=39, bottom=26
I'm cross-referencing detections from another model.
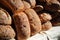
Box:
left=39, top=13, right=52, bottom=23
left=33, top=5, right=44, bottom=13
left=42, top=21, right=52, bottom=31
left=0, top=25, right=15, bottom=39
left=25, top=9, right=41, bottom=35
left=24, top=0, right=36, bottom=8
left=0, top=8, right=12, bottom=25
left=0, top=0, right=24, bottom=12
left=23, top=1, right=31, bottom=9
left=8, top=0, right=24, bottom=11
left=13, top=12, right=30, bottom=39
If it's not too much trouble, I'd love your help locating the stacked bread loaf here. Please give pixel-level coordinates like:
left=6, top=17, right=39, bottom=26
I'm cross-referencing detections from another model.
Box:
left=0, top=8, right=15, bottom=40
left=0, top=0, right=60, bottom=40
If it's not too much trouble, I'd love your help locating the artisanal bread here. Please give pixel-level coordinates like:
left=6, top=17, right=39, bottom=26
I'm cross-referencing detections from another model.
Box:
left=39, top=13, right=52, bottom=23
left=0, top=8, right=12, bottom=25
left=0, top=0, right=24, bottom=12
left=42, top=21, right=52, bottom=31
left=23, top=1, right=31, bottom=10
left=25, top=9, right=41, bottom=35
left=13, top=12, right=30, bottom=39
left=24, top=0, right=36, bottom=8
left=8, top=0, right=24, bottom=11
left=0, top=25, right=15, bottom=39
left=33, top=5, right=44, bottom=13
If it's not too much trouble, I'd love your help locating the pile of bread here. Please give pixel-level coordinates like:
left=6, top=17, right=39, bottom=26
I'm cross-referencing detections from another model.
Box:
left=0, top=0, right=60, bottom=40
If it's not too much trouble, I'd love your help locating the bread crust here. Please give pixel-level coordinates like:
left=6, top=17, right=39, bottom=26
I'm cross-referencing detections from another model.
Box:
left=0, top=8, right=12, bottom=25
left=42, top=21, right=52, bottom=31
left=0, top=0, right=24, bottom=12
left=39, top=13, right=52, bottom=23
left=0, top=25, right=15, bottom=39
left=25, top=9, right=41, bottom=35
left=24, top=0, right=36, bottom=8
left=13, top=12, right=30, bottom=39
left=23, top=1, right=31, bottom=10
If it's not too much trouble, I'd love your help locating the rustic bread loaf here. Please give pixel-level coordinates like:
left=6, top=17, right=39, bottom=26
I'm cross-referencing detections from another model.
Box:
left=25, top=9, right=41, bottom=35
left=42, top=21, right=52, bottom=31
left=24, top=0, right=36, bottom=8
left=39, top=13, right=52, bottom=23
left=23, top=1, right=31, bottom=10
left=13, top=12, right=30, bottom=39
left=0, top=25, right=15, bottom=39
left=33, top=5, right=44, bottom=13
left=0, top=8, right=12, bottom=25
left=0, top=0, right=24, bottom=12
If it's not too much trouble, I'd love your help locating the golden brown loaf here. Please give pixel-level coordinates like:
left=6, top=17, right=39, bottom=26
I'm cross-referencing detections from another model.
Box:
left=0, top=25, right=15, bottom=39
left=23, top=1, right=31, bottom=10
left=25, top=9, right=42, bottom=35
left=42, top=21, right=52, bottom=31
left=13, top=12, right=30, bottom=39
left=24, top=0, right=36, bottom=8
left=0, top=0, right=24, bottom=12
left=0, top=8, right=12, bottom=25
left=39, top=13, right=52, bottom=23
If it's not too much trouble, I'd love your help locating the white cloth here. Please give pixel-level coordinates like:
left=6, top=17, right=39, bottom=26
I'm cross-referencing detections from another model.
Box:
left=9, top=38, right=15, bottom=40
left=27, top=26, right=60, bottom=40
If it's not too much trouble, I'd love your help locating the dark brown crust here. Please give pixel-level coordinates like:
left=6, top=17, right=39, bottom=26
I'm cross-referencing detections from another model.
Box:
left=33, top=5, right=43, bottom=13
left=0, top=0, right=15, bottom=12
left=51, top=16, right=60, bottom=26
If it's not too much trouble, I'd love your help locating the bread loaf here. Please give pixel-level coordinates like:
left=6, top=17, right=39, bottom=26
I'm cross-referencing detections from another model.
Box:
left=42, top=21, right=52, bottom=31
left=39, top=13, right=52, bottom=23
left=0, top=8, right=12, bottom=25
left=13, top=12, right=30, bottom=39
left=23, top=1, right=31, bottom=10
left=0, top=0, right=24, bottom=12
left=24, top=0, right=36, bottom=8
left=25, top=9, right=41, bottom=35
left=0, top=25, right=15, bottom=39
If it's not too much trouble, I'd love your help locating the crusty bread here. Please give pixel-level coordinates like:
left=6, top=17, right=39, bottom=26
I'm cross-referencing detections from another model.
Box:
left=8, top=0, right=24, bottom=11
left=0, top=8, right=12, bottom=25
left=0, top=0, right=24, bottom=12
left=42, top=21, right=52, bottom=31
left=25, top=9, right=42, bottom=35
left=33, top=5, right=44, bottom=13
left=13, top=12, right=30, bottom=39
left=0, top=25, right=15, bottom=39
left=39, top=13, right=52, bottom=23
left=23, top=1, right=31, bottom=10
left=24, top=0, right=36, bottom=8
